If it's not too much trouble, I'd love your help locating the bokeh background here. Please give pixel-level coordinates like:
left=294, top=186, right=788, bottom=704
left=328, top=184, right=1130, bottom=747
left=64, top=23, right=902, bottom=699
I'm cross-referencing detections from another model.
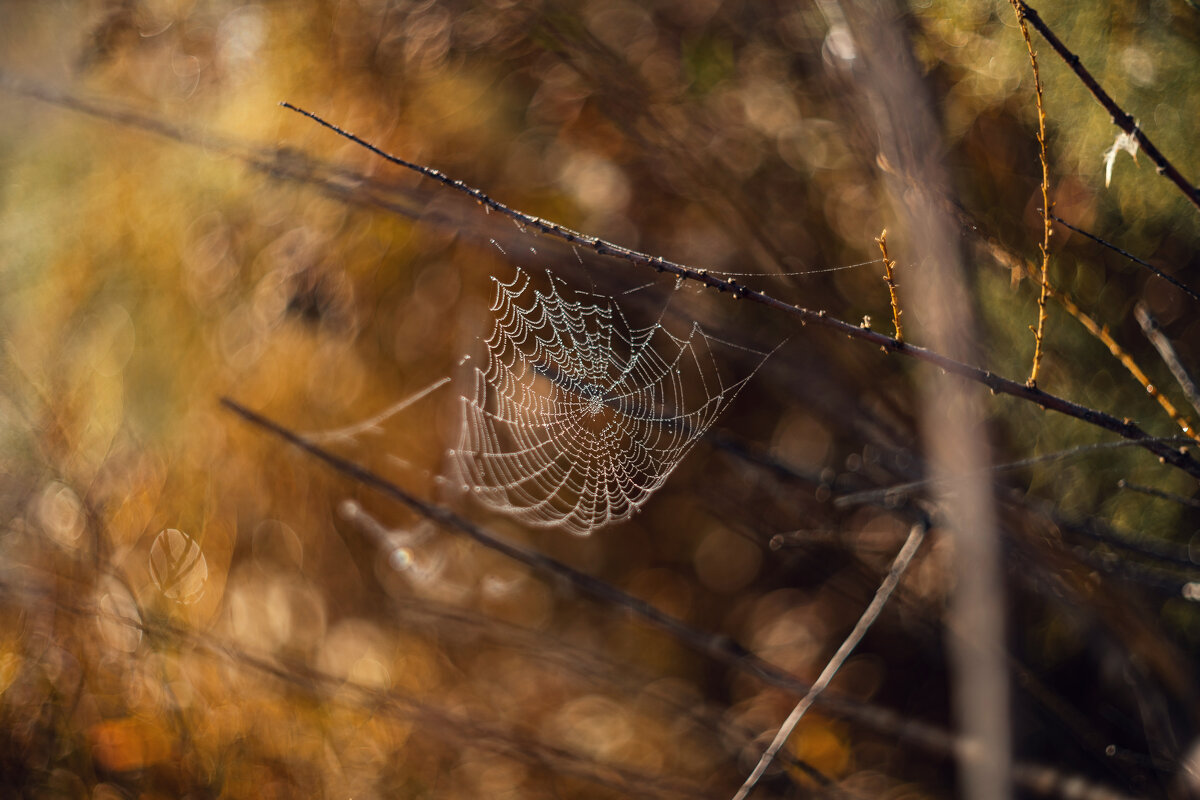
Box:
left=1, top=1, right=1199, bottom=797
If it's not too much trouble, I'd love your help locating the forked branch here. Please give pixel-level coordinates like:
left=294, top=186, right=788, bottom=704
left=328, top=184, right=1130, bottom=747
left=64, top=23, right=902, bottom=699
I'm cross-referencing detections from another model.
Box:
left=281, top=102, right=1200, bottom=479
left=1013, top=0, right=1200, bottom=213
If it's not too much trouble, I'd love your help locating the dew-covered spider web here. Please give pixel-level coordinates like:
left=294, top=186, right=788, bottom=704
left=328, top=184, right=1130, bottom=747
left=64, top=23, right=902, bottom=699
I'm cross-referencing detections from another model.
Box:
left=452, top=267, right=770, bottom=536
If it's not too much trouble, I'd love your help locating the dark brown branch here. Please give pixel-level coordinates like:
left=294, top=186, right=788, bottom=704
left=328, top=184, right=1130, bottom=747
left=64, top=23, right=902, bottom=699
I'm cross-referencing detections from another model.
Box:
left=1051, top=215, right=1200, bottom=304
left=0, top=73, right=904, bottom=507
left=220, top=397, right=1147, bottom=800
left=5, top=70, right=1194, bottom=477
left=280, top=102, right=1200, bottom=479
left=218, top=397, right=927, bottom=742
left=1013, top=0, right=1200, bottom=213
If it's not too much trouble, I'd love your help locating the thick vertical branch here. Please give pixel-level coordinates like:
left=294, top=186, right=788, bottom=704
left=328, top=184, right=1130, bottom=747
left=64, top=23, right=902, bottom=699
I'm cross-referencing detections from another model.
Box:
left=842, top=2, right=1012, bottom=799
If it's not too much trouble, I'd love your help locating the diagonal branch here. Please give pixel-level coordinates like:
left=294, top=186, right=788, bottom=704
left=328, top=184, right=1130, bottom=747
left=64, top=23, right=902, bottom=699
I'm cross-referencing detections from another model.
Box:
left=731, top=521, right=926, bottom=800
left=1051, top=215, right=1200, bottom=304
left=220, top=397, right=1146, bottom=800
left=280, top=102, right=1200, bottom=479
left=3, top=70, right=1194, bottom=478
left=1134, top=304, right=1200, bottom=418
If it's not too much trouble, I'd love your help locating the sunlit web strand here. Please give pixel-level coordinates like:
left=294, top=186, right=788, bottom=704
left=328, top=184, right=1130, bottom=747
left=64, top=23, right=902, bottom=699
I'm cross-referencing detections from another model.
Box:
left=703, top=258, right=886, bottom=278
left=452, top=268, right=770, bottom=536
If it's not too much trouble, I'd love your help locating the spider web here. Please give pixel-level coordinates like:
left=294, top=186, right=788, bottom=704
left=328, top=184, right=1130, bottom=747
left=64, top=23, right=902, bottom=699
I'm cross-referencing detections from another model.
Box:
left=452, top=268, right=768, bottom=536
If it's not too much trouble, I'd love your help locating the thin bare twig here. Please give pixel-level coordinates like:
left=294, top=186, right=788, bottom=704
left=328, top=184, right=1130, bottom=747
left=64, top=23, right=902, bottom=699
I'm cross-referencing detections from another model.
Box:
left=1134, top=304, right=1200, bottom=419
left=1051, top=215, right=1200, bottom=304
left=834, top=436, right=1196, bottom=511
left=1013, top=0, right=1200, bottom=213
left=219, top=396, right=960, bottom=751
left=875, top=228, right=904, bottom=342
left=1117, top=479, right=1200, bottom=511
left=731, top=521, right=926, bottom=800
left=278, top=102, right=1200, bottom=480
left=1009, top=0, right=1053, bottom=387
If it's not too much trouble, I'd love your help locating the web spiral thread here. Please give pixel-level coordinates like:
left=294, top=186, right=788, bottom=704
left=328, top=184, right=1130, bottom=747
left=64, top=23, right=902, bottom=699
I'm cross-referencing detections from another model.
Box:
left=453, top=269, right=764, bottom=536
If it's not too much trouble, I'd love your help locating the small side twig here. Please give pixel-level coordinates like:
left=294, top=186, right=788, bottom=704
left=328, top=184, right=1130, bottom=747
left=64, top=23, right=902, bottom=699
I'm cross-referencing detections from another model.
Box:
left=731, top=521, right=926, bottom=800
left=875, top=228, right=903, bottom=342
left=1134, top=303, right=1200, bottom=419
left=1013, top=0, right=1200, bottom=213
left=1009, top=0, right=1053, bottom=388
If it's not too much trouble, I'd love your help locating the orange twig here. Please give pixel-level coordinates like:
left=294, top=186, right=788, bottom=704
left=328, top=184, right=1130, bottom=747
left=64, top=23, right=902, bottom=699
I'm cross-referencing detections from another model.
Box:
left=1009, top=0, right=1053, bottom=388
left=1051, top=290, right=1198, bottom=443
left=977, top=234, right=1200, bottom=444
left=875, top=229, right=904, bottom=343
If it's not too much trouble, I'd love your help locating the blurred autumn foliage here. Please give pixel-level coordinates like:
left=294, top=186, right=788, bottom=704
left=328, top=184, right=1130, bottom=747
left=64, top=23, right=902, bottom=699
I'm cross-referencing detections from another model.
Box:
left=1, top=1, right=1199, bottom=798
